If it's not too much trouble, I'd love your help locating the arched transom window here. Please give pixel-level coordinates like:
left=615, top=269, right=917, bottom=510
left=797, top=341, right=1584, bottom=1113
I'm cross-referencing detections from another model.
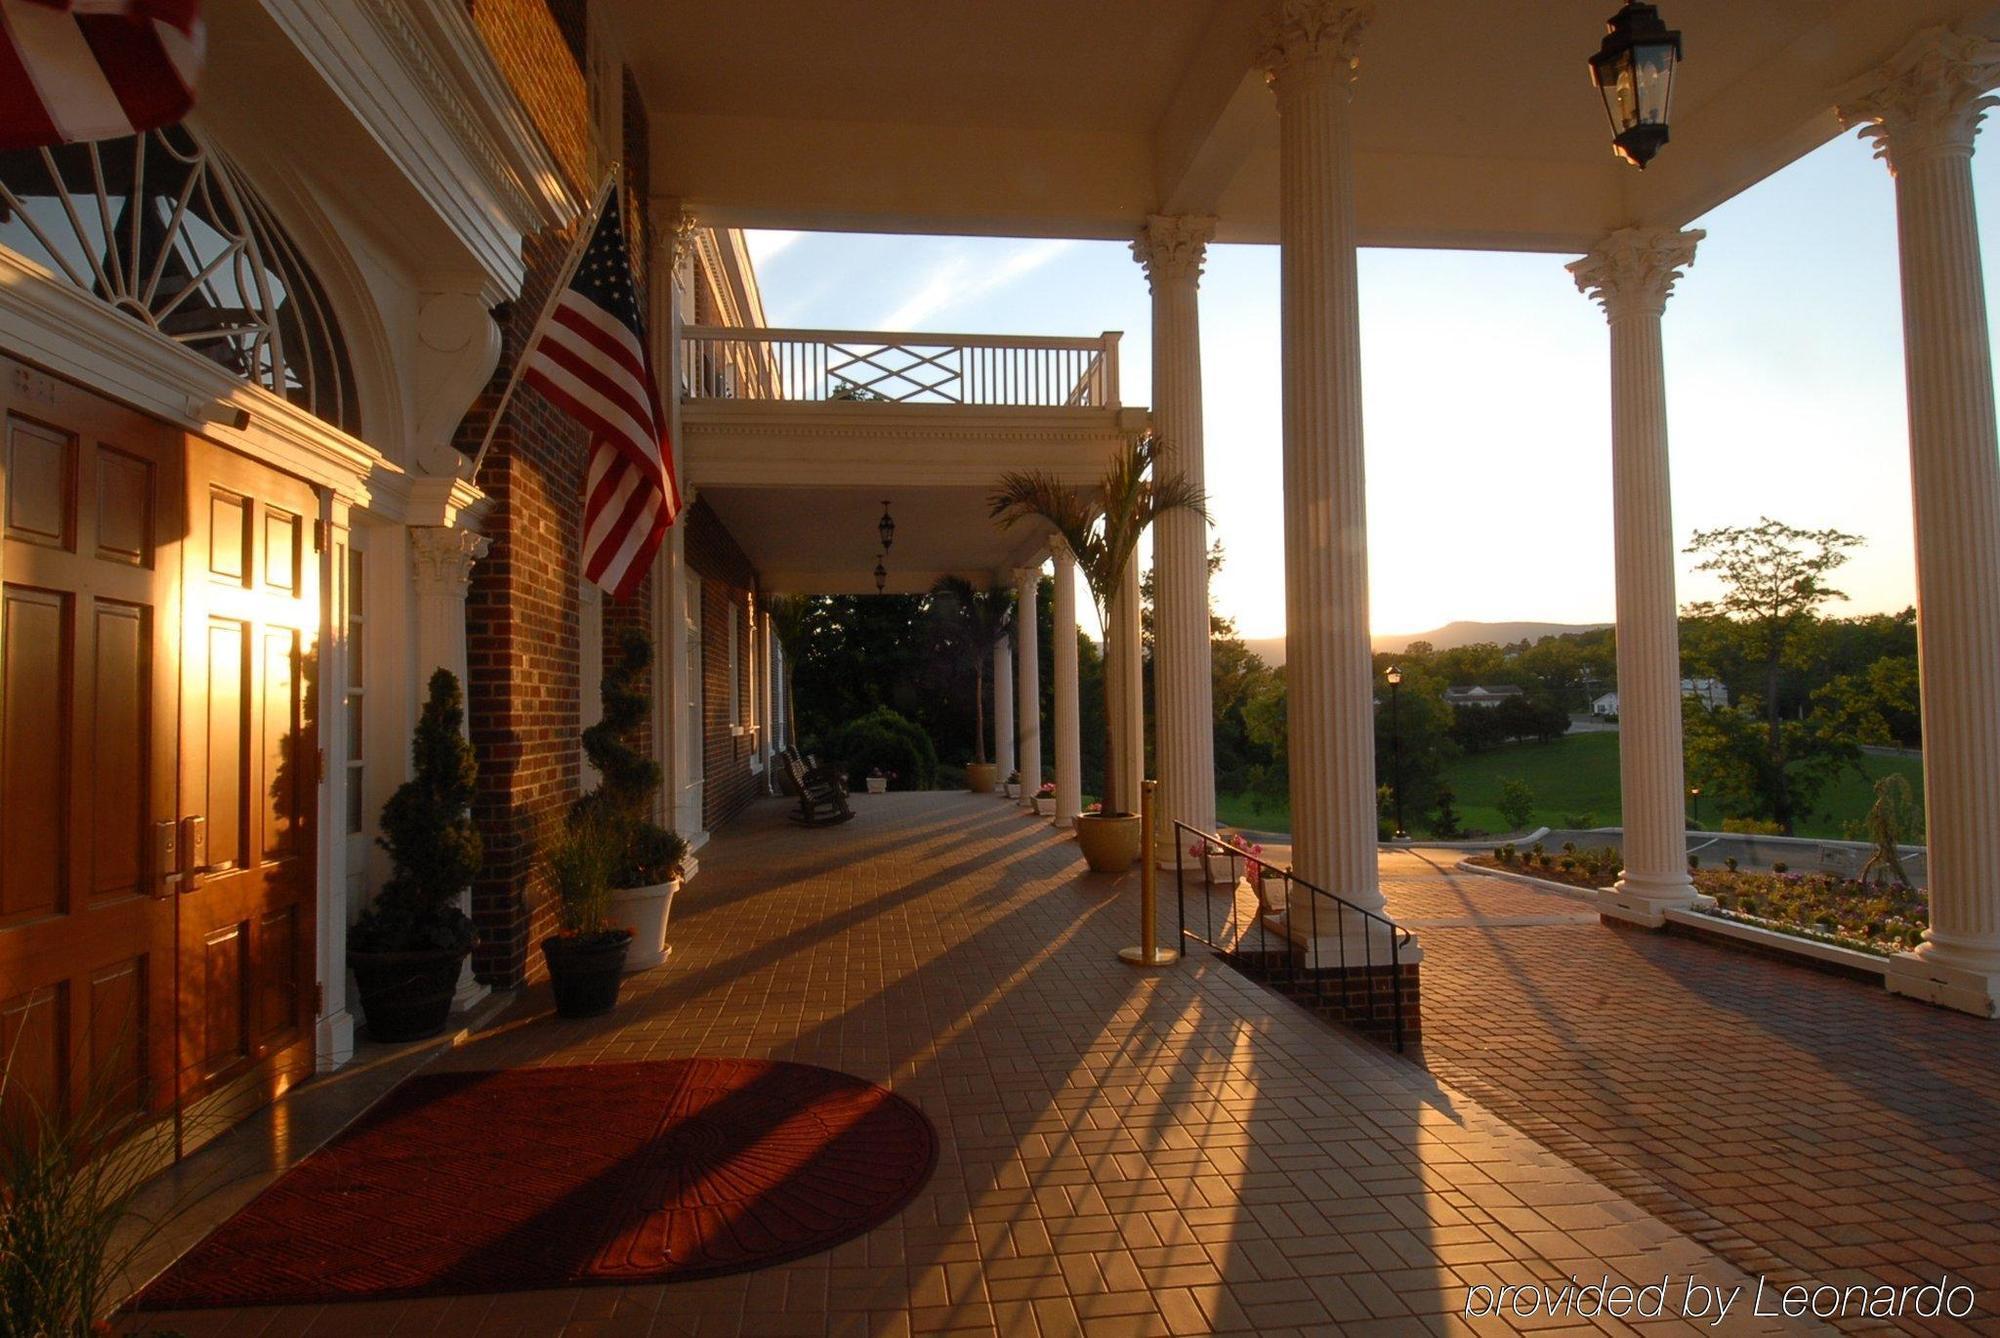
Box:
left=0, top=125, right=359, bottom=434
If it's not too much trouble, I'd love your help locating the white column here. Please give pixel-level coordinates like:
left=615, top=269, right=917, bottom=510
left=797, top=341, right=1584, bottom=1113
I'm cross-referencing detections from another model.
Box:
left=1053, top=545, right=1083, bottom=828
left=1016, top=566, right=1042, bottom=806
left=1569, top=229, right=1706, bottom=928
left=315, top=494, right=356, bottom=1070
left=1262, top=1, right=1384, bottom=918
left=652, top=202, right=704, bottom=855
left=1841, top=30, right=2000, bottom=1017
left=1109, top=558, right=1144, bottom=816
left=410, top=524, right=491, bottom=1011
left=993, top=634, right=1016, bottom=784
left=1134, top=215, right=1219, bottom=855
left=758, top=608, right=776, bottom=780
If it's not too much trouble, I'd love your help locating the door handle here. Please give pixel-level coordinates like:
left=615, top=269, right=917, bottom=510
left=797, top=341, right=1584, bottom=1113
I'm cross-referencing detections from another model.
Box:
left=179, top=815, right=208, bottom=888
left=152, top=820, right=178, bottom=897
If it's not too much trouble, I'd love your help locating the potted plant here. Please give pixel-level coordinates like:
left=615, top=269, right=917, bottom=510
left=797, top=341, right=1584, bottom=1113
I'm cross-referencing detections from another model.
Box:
left=1004, top=770, right=1021, bottom=800
left=578, top=627, right=689, bottom=972
left=991, top=433, right=1206, bottom=871
left=930, top=576, right=1014, bottom=795
left=539, top=810, right=631, bottom=1017
left=347, top=669, right=482, bottom=1042
left=1034, top=781, right=1057, bottom=817
left=865, top=767, right=889, bottom=794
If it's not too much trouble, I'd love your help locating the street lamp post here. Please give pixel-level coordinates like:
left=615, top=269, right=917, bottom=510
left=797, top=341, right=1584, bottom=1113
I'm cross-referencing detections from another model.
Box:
left=1688, top=785, right=1701, bottom=828
left=1386, top=665, right=1407, bottom=841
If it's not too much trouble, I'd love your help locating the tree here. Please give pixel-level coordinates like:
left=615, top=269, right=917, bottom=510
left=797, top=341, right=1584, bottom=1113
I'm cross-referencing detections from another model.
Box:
left=929, top=576, right=1014, bottom=766
left=1856, top=774, right=1920, bottom=887
left=1683, top=699, right=1856, bottom=833
left=351, top=669, right=481, bottom=953
left=575, top=628, right=686, bottom=888
left=990, top=432, right=1207, bottom=814
left=1683, top=518, right=1865, bottom=832
left=766, top=593, right=812, bottom=743
left=1497, top=778, right=1536, bottom=831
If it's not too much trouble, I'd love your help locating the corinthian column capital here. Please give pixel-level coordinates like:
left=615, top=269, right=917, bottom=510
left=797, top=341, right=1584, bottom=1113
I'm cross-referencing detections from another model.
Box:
left=1132, top=215, right=1218, bottom=292
left=1568, top=227, right=1704, bottom=321
left=410, top=526, right=489, bottom=596
left=650, top=198, right=701, bottom=275
left=1259, top=0, right=1373, bottom=90
left=1837, top=27, right=2000, bottom=172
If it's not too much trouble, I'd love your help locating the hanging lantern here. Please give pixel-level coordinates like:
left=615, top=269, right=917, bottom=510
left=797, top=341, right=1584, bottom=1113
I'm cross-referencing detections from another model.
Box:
left=878, top=500, right=896, bottom=551
left=874, top=555, right=887, bottom=593
left=1588, top=2, right=1682, bottom=170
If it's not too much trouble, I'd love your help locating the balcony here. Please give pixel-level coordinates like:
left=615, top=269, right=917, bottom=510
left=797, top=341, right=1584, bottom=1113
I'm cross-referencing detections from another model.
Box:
left=679, top=326, right=1147, bottom=595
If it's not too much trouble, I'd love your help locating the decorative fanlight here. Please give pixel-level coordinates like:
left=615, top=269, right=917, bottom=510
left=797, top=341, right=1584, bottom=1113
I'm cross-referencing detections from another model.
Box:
left=877, top=500, right=896, bottom=551
left=1588, top=2, right=1682, bottom=170
left=873, top=555, right=888, bottom=593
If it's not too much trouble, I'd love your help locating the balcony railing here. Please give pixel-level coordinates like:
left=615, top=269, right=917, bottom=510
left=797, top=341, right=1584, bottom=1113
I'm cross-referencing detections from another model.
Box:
left=680, top=326, right=1120, bottom=408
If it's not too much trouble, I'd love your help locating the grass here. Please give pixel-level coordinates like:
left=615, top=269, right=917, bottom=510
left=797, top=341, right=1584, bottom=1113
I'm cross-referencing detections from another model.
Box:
left=1217, top=732, right=1927, bottom=841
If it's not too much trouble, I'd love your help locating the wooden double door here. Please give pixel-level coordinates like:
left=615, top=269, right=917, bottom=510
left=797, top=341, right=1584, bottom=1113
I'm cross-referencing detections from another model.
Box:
left=0, top=356, right=318, bottom=1146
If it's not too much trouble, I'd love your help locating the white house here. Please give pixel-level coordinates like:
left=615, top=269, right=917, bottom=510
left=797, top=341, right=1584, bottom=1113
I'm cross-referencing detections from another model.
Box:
left=1594, top=677, right=1730, bottom=715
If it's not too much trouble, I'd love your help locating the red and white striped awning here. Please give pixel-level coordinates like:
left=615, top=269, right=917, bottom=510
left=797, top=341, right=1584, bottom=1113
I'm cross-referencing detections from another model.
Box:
left=0, top=0, right=204, bottom=151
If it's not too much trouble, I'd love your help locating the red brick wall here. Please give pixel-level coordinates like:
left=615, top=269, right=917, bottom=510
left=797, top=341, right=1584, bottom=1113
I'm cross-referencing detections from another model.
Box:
left=466, top=0, right=590, bottom=193
left=685, top=500, right=761, bottom=831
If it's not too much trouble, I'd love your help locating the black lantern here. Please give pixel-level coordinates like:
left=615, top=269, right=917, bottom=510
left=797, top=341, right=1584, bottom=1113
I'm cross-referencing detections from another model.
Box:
left=1589, top=2, right=1682, bottom=170
left=877, top=500, right=895, bottom=551
left=873, top=555, right=887, bottom=593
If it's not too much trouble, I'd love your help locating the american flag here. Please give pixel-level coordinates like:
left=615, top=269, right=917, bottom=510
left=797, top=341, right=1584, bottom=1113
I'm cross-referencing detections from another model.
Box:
left=0, top=0, right=204, bottom=151
left=521, top=183, right=680, bottom=600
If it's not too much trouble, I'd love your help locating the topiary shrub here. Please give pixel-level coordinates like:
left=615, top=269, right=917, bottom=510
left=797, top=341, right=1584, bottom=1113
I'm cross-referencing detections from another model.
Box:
left=574, top=628, right=687, bottom=888
left=822, top=707, right=939, bottom=790
left=351, top=669, right=481, bottom=954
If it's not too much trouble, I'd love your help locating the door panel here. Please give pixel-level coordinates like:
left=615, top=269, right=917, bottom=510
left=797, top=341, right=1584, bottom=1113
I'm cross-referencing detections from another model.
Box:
left=0, top=355, right=181, bottom=1129
left=177, top=437, right=317, bottom=1111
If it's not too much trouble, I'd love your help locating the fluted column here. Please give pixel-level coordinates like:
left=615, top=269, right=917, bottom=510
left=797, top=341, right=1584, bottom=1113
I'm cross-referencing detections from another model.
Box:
left=1569, top=228, right=1705, bottom=927
left=1053, top=545, right=1083, bottom=827
left=410, top=524, right=491, bottom=1010
left=1263, top=1, right=1382, bottom=915
left=1841, top=29, right=2000, bottom=1017
left=994, top=634, right=1016, bottom=785
left=1016, top=566, right=1043, bottom=807
left=651, top=202, right=704, bottom=845
left=1134, top=215, right=1219, bottom=856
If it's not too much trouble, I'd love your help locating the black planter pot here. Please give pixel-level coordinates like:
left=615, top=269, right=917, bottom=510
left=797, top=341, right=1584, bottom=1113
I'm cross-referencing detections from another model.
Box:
left=348, top=946, right=468, bottom=1043
left=542, top=932, right=633, bottom=1018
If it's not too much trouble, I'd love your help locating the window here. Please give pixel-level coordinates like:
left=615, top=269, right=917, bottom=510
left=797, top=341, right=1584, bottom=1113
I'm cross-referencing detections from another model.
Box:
left=0, top=125, right=359, bottom=432
left=728, top=602, right=742, bottom=728
left=579, top=579, right=603, bottom=780
left=344, top=544, right=365, bottom=834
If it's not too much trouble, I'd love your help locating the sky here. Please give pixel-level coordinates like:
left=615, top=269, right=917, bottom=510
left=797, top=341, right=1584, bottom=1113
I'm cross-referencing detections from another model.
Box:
left=743, top=130, right=2000, bottom=642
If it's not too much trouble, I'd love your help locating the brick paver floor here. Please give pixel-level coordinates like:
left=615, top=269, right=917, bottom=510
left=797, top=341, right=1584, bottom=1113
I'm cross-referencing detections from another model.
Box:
left=128, top=796, right=1802, bottom=1337
left=1384, top=848, right=2000, bottom=1336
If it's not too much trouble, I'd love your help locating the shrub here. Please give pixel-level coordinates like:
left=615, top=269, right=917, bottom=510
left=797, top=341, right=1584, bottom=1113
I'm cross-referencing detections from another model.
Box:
left=1688, top=854, right=1700, bottom=870
left=575, top=628, right=687, bottom=888
left=1722, top=817, right=1784, bottom=836
left=1562, top=812, right=1596, bottom=829
left=1430, top=783, right=1463, bottom=840
left=351, top=669, right=480, bottom=954
left=1772, top=860, right=1789, bottom=874
left=1496, top=778, right=1535, bottom=831
left=1724, top=856, right=1739, bottom=872
left=823, top=707, right=938, bottom=790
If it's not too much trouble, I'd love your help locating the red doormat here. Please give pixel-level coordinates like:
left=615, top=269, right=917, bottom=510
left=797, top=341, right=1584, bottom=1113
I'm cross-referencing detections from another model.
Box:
left=134, top=1059, right=937, bottom=1309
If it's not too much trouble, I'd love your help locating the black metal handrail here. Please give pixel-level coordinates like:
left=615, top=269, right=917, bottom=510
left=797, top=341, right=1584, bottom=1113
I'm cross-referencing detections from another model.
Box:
left=1172, top=820, right=1413, bottom=1052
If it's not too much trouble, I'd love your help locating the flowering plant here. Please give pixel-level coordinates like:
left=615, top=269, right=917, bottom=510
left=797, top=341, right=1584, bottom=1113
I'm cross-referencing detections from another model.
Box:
left=1222, top=831, right=1266, bottom=883
left=1085, top=801, right=1102, bottom=814
left=1037, top=781, right=1056, bottom=797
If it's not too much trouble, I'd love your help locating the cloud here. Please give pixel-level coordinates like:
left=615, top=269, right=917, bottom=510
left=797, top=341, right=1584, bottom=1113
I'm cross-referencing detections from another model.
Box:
left=744, top=230, right=806, bottom=266
left=877, top=238, right=1076, bottom=329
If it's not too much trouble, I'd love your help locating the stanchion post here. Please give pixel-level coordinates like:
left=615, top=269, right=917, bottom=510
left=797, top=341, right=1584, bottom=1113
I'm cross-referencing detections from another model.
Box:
left=1120, top=780, right=1179, bottom=968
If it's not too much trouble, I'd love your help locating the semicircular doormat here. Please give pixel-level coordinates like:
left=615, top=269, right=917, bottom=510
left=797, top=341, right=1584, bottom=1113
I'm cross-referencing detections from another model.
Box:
left=134, top=1059, right=937, bottom=1309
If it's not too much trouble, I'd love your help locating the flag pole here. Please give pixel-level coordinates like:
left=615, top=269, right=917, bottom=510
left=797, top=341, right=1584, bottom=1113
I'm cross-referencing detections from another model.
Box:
left=467, top=167, right=622, bottom=478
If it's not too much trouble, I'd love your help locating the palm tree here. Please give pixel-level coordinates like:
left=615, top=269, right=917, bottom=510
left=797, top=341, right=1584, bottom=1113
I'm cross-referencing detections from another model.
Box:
left=989, top=433, right=1207, bottom=815
left=929, top=577, right=1014, bottom=767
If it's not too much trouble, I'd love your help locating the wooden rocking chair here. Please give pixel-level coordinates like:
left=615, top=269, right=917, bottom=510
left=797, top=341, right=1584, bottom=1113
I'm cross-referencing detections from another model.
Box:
left=784, top=749, right=855, bottom=826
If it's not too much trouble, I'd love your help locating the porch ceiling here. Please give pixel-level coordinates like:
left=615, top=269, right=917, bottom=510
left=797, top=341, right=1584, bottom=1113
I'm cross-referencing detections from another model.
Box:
left=687, top=401, right=1148, bottom=595
left=614, top=0, right=2000, bottom=251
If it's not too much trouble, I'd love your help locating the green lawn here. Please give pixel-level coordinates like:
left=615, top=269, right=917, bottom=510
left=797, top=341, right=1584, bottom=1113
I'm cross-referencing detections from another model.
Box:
left=1217, top=732, right=1926, bottom=841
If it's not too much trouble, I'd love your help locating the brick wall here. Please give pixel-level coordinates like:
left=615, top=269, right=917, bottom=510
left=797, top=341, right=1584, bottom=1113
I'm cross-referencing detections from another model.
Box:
left=466, top=0, right=590, bottom=192
left=685, top=500, right=761, bottom=832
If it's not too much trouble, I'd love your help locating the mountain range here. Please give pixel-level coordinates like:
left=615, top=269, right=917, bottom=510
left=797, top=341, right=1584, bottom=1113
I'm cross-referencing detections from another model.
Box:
left=1242, top=620, right=1611, bottom=668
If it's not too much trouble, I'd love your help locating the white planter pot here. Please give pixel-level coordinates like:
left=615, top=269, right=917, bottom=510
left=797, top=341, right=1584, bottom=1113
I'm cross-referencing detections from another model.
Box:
left=1034, top=797, right=1055, bottom=816
left=609, top=878, right=680, bottom=972
left=865, top=776, right=887, bottom=794
left=1004, top=783, right=1020, bottom=799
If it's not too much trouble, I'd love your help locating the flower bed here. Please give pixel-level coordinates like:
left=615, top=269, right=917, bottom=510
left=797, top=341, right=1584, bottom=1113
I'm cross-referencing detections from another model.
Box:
left=1471, top=844, right=1928, bottom=957
left=1691, top=870, right=1926, bottom=957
